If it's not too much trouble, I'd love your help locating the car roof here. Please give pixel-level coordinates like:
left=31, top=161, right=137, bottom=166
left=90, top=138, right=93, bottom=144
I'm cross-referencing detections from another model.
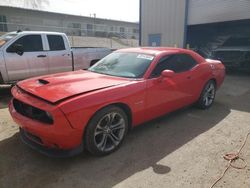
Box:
left=8, top=31, right=65, bottom=35
left=117, top=47, right=193, bottom=56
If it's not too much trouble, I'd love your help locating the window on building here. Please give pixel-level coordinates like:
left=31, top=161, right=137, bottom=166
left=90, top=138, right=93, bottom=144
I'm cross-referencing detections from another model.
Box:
left=151, top=54, right=198, bottom=77
left=110, top=26, right=114, bottom=31
left=0, top=15, right=7, bottom=32
left=120, top=27, right=125, bottom=33
left=47, top=35, right=65, bottom=51
left=72, top=23, right=81, bottom=28
left=133, top=28, right=139, bottom=34
left=7, top=35, right=43, bottom=52
left=113, top=26, right=118, bottom=32
left=87, top=24, right=93, bottom=30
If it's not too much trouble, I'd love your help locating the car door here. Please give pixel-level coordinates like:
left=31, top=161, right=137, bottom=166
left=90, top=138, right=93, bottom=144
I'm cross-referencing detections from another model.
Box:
left=145, top=53, right=199, bottom=120
left=4, top=34, right=49, bottom=81
left=46, top=34, right=72, bottom=74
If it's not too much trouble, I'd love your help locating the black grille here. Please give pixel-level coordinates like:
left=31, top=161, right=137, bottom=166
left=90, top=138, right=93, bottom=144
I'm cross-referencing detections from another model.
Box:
left=13, top=99, right=53, bottom=124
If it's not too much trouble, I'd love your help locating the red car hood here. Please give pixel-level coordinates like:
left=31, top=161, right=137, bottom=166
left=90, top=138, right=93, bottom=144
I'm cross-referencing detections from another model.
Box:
left=17, top=70, right=130, bottom=103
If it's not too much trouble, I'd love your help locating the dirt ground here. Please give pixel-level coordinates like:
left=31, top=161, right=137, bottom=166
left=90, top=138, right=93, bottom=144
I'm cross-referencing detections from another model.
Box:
left=0, top=74, right=250, bottom=188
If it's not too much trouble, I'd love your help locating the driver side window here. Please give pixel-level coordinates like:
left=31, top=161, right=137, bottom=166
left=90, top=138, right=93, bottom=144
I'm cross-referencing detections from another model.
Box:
left=6, top=35, right=43, bottom=53
left=150, top=54, right=198, bottom=78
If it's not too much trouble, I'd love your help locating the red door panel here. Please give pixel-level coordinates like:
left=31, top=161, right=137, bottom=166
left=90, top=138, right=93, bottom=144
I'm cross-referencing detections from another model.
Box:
left=145, top=72, right=194, bottom=121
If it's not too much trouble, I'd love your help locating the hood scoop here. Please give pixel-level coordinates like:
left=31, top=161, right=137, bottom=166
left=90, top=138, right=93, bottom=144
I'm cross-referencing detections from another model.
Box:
left=38, top=79, right=49, bottom=85
left=17, top=71, right=131, bottom=103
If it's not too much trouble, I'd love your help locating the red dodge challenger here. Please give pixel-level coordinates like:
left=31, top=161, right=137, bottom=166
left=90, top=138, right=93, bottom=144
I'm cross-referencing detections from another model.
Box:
left=9, top=47, right=225, bottom=157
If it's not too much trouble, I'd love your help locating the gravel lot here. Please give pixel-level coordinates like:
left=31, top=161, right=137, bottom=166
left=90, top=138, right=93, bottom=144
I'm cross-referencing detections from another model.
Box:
left=0, top=74, right=250, bottom=188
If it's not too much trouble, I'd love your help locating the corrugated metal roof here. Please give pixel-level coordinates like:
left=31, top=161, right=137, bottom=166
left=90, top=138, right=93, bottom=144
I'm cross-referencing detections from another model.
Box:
left=188, top=0, right=250, bottom=25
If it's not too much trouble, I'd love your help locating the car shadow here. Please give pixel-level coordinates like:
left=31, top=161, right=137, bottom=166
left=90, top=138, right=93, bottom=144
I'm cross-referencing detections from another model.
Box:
left=0, top=85, right=11, bottom=109
left=0, top=101, right=231, bottom=188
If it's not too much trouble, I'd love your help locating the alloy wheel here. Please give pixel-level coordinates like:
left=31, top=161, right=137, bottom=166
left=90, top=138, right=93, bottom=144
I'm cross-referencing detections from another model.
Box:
left=203, top=82, right=215, bottom=107
left=94, top=112, right=126, bottom=152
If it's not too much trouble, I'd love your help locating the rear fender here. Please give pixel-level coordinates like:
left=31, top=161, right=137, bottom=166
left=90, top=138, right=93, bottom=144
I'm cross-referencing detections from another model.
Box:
left=206, top=59, right=225, bottom=89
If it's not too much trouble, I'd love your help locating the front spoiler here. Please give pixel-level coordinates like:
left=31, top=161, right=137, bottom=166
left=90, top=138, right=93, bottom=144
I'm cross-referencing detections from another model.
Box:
left=20, top=128, right=83, bottom=158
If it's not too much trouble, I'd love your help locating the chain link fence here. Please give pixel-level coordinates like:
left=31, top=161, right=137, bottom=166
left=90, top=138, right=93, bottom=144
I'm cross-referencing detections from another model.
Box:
left=0, top=21, right=139, bottom=39
left=0, top=22, right=139, bottom=48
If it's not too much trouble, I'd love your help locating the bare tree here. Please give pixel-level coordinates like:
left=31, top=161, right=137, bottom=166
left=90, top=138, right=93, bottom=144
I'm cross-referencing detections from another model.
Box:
left=23, top=0, right=50, bottom=9
left=0, top=0, right=50, bottom=9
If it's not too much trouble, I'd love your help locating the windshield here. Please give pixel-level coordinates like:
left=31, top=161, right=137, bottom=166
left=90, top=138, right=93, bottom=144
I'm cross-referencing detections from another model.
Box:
left=88, top=52, right=154, bottom=78
left=0, top=33, right=18, bottom=48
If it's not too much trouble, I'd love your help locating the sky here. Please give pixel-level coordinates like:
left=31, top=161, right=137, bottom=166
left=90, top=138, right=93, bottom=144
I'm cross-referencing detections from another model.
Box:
left=0, top=0, right=140, bottom=22
left=50, top=0, right=140, bottom=22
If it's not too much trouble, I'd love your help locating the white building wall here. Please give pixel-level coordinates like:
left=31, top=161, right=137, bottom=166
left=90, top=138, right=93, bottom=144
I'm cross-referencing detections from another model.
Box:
left=188, top=0, right=250, bottom=25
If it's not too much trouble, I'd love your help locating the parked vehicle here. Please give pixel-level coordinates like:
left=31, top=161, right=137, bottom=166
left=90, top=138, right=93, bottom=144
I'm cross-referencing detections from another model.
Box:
left=9, top=47, right=225, bottom=157
left=0, top=31, right=111, bottom=84
left=211, top=36, right=250, bottom=72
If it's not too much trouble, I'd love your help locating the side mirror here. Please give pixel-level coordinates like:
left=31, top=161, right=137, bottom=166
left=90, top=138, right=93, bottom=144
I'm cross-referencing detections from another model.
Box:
left=161, top=70, right=175, bottom=78
left=9, top=44, right=24, bottom=56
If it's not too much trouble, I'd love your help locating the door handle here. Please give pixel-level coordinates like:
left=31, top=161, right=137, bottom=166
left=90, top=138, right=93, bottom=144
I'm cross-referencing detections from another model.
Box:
left=62, top=53, right=70, bottom=56
left=37, top=55, right=47, bottom=58
left=187, top=76, right=192, bottom=79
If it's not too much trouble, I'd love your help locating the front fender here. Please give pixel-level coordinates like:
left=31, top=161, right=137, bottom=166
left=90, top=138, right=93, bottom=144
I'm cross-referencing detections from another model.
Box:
left=58, top=81, right=147, bottom=132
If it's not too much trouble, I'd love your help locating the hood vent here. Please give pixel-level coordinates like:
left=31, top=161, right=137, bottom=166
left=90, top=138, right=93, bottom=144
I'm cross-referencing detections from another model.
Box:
left=38, top=79, right=49, bottom=85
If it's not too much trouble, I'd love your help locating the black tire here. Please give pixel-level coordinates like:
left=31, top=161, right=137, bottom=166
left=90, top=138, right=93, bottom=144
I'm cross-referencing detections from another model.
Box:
left=197, top=80, right=216, bottom=109
left=85, top=106, right=128, bottom=156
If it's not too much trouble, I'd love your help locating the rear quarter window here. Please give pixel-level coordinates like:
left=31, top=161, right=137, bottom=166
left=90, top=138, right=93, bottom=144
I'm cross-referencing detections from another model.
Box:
left=47, top=35, right=65, bottom=51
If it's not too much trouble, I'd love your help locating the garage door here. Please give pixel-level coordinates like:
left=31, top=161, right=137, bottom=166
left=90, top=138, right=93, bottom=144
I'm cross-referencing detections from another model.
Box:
left=188, top=0, right=250, bottom=25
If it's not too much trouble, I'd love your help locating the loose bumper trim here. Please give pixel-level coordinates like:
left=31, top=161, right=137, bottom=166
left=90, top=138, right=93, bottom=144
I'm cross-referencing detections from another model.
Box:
left=20, top=128, right=83, bottom=158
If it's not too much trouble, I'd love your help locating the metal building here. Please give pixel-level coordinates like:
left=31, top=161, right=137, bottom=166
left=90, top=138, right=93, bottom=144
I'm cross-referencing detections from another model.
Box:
left=140, top=0, right=187, bottom=47
left=0, top=6, right=139, bottom=39
left=140, top=0, right=250, bottom=48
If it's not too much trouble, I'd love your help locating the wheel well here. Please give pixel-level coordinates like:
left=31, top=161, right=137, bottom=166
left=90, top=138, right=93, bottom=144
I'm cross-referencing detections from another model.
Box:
left=112, top=103, right=132, bottom=130
left=90, top=59, right=100, bottom=67
left=210, top=78, right=217, bottom=89
left=198, top=78, right=217, bottom=99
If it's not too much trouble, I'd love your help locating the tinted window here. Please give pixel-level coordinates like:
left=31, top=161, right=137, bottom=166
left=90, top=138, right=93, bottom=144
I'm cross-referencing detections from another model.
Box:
left=87, top=24, right=93, bottom=30
left=47, top=35, right=65, bottom=51
left=7, top=35, right=43, bottom=52
left=151, top=54, right=197, bottom=77
left=120, top=27, right=125, bottom=33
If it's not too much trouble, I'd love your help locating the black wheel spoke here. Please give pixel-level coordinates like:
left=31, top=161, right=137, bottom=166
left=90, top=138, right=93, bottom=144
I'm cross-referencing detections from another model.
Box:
left=106, top=112, right=116, bottom=126
left=108, top=133, right=120, bottom=146
left=95, top=124, right=105, bottom=136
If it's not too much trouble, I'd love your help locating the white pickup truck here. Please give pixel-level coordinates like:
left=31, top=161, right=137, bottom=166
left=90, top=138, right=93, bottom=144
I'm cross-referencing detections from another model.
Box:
left=0, top=31, right=111, bottom=84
